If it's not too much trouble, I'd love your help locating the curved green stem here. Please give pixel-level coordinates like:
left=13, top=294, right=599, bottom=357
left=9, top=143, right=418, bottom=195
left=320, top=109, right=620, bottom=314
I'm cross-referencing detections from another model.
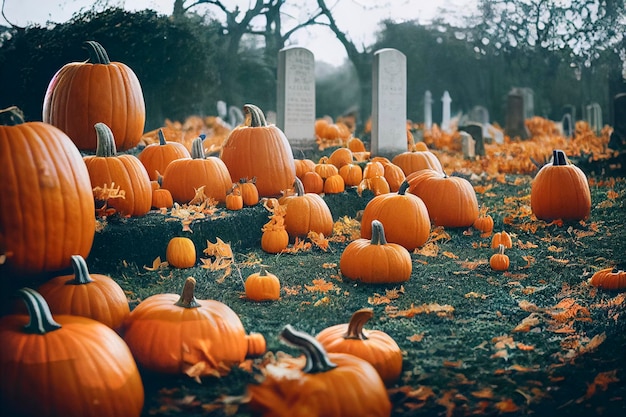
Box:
left=552, top=149, right=567, bottom=166
left=243, top=104, right=267, bottom=127
left=175, top=277, right=201, bottom=308
left=84, top=40, right=111, bottom=64
left=279, top=324, right=337, bottom=374
left=0, top=106, right=25, bottom=125
left=344, top=308, right=373, bottom=340
left=17, top=288, right=62, bottom=334
left=66, top=255, right=94, bottom=285
left=158, top=129, right=167, bottom=146
left=370, top=220, right=388, bottom=245
left=398, top=180, right=409, bottom=195
left=293, top=177, right=305, bottom=196
left=94, top=122, right=118, bottom=157
left=191, top=137, right=205, bottom=159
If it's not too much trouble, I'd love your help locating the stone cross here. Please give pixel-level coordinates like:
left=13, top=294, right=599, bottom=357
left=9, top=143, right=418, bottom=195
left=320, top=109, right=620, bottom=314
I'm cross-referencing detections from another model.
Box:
left=277, top=46, right=316, bottom=151
left=371, top=48, right=407, bottom=157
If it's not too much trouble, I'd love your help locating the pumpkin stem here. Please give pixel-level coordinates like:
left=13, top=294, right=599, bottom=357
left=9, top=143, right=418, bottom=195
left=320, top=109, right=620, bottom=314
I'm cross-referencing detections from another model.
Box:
left=293, top=177, right=306, bottom=196
left=280, top=324, right=337, bottom=374
left=497, top=244, right=506, bottom=255
left=552, top=149, right=567, bottom=166
left=370, top=220, right=388, bottom=245
left=16, top=288, right=62, bottom=334
left=94, top=123, right=118, bottom=157
left=0, top=105, right=25, bottom=125
left=191, top=137, right=205, bottom=159
left=243, top=104, right=267, bottom=127
left=174, top=277, right=201, bottom=308
left=66, top=255, right=94, bottom=285
left=83, top=40, right=111, bottom=64
left=398, top=180, right=409, bottom=195
left=344, top=308, right=374, bottom=340
left=158, top=129, right=167, bottom=146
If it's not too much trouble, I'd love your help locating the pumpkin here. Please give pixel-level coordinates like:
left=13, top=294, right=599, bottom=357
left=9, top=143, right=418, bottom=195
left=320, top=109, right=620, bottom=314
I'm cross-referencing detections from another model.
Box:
left=138, top=128, right=191, bottom=180
left=0, top=106, right=95, bottom=276
left=151, top=187, right=174, bottom=209
left=381, top=161, right=406, bottom=192
left=0, top=288, right=144, bottom=417
left=406, top=169, right=479, bottom=227
left=295, top=158, right=316, bottom=178
left=357, top=176, right=391, bottom=196
left=261, top=208, right=290, bottom=254
left=316, top=308, right=402, bottom=386
left=339, top=163, right=363, bottom=187
left=166, top=237, right=196, bottom=268
left=491, top=231, right=513, bottom=250
left=315, top=156, right=340, bottom=179
left=490, top=244, right=510, bottom=271
left=323, top=173, right=345, bottom=194
left=83, top=122, right=152, bottom=217
left=246, top=332, right=267, bottom=357
left=220, top=104, right=295, bottom=197
left=122, top=277, right=250, bottom=376
left=37, top=255, right=130, bottom=332
left=301, top=170, right=324, bottom=194
left=245, top=268, right=281, bottom=301
left=328, top=147, right=354, bottom=169
left=362, top=161, right=385, bottom=179
left=589, top=267, right=626, bottom=290
left=279, top=178, right=334, bottom=239
left=43, top=40, right=145, bottom=151
left=161, top=137, right=232, bottom=204
left=392, top=149, right=444, bottom=176
left=473, top=210, right=494, bottom=236
left=226, top=184, right=244, bottom=211
left=340, top=220, right=412, bottom=283
left=530, top=149, right=591, bottom=222
left=248, top=325, right=391, bottom=417
left=347, top=137, right=367, bottom=153
left=361, top=180, right=430, bottom=251
left=239, top=177, right=260, bottom=206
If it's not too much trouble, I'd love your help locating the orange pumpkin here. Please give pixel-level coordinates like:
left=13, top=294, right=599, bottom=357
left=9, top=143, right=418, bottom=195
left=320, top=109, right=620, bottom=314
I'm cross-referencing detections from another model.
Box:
left=0, top=107, right=95, bottom=276
left=37, top=255, right=130, bottom=332
left=316, top=308, right=402, bottom=386
left=220, top=104, right=295, bottom=197
left=279, top=178, right=334, bottom=239
left=327, top=147, right=354, bottom=169
left=381, top=161, right=406, bottom=192
left=491, top=231, right=513, bottom=250
left=43, top=40, right=145, bottom=151
left=339, top=163, right=363, bottom=187
left=239, top=177, right=260, bottom=206
left=301, top=171, right=324, bottom=194
left=392, top=149, right=444, bottom=176
left=83, top=122, right=152, bottom=217
left=166, top=237, right=197, bottom=268
left=226, top=184, right=244, bottom=211
left=245, top=268, right=281, bottom=301
left=295, top=158, right=316, bottom=179
left=151, top=188, right=174, bottom=209
left=589, top=267, right=626, bottom=290
left=473, top=211, right=494, bottom=236
left=490, top=244, right=510, bottom=271
left=323, top=174, right=345, bottom=194
left=315, top=156, right=339, bottom=179
left=0, top=288, right=144, bottom=417
left=138, top=128, right=190, bottom=180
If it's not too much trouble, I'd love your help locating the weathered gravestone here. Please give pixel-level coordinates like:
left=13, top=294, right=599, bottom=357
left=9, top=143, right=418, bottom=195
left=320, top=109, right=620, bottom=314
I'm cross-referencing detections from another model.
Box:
left=371, top=48, right=407, bottom=157
left=277, top=46, right=316, bottom=151
left=505, top=88, right=529, bottom=139
left=561, top=113, right=573, bottom=138
left=609, top=93, right=626, bottom=150
left=460, top=131, right=475, bottom=159
left=585, top=102, right=603, bottom=135
left=424, top=90, right=433, bottom=130
left=441, top=91, right=452, bottom=133
left=459, top=123, right=484, bottom=156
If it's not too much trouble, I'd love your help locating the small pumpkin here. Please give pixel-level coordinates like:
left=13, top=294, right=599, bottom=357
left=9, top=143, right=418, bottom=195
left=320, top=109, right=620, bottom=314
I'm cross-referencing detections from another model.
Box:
left=138, top=128, right=191, bottom=180
left=381, top=161, right=406, bottom=192
left=327, top=147, right=354, bottom=169
left=0, top=288, right=144, bottom=417
left=490, top=244, right=510, bottom=271
left=316, top=308, right=402, bottom=386
left=248, top=325, right=391, bottom=417
left=491, top=231, right=513, bottom=250
left=357, top=175, right=391, bottom=196
left=473, top=209, right=494, bottom=236
left=347, top=137, right=367, bottom=153
left=392, top=149, right=444, bottom=176
left=279, top=178, right=334, bottom=239
left=530, top=149, right=591, bottom=222
left=239, top=177, right=260, bottom=206
left=245, top=268, right=281, bottom=301
left=315, top=156, right=340, bottom=180
left=43, top=40, right=145, bottom=152
left=166, top=237, right=197, bottom=268
left=246, top=332, right=267, bottom=357
left=83, top=122, right=152, bottom=217
left=151, top=187, right=174, bottom=209
left=295, top=158, right=316, bottom=178
left=589, top=267, right=626, bottom=290
left=122, top=277, right=250, bottom=376
left=37, top=255, right=130, bottom=332
left=323, top=173, right=345, bottom=194
left=340, top=220, right=412, bottom=283
left=301, top=170, right=324, bottom=194
left=339, top=163, right=363, bottom=187
left=362, top=160, right=385, bottom=179
left=220, top=104, right=296, bottom=197
left=226, top=184, right=244, bottom=211
left=261, top=207, right=289, bottom=254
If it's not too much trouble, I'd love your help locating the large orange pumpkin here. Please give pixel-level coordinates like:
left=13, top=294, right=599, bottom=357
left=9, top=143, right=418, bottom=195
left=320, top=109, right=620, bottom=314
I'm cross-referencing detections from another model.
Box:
left=83, top=123, right=152, bottom=217
left=0, top=107, right=95, bottom=276
left=278, top=178, right=334, bottom=239
left=220, top=104, right=295, bottom=197
left=0, top=288, right=144, bottom=417
left=43, top=40, right=145, bottom=151
left=392, top=149, right=444, bottom=175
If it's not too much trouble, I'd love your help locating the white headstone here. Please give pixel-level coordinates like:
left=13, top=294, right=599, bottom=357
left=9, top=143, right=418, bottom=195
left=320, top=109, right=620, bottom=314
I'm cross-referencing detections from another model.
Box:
left=216, top=100, right=228, bottom=120
left=460, top=131, right=475, bottom=159
left=371, top=48, right=407, bottom=156
left=441, top=91, right=452, bottom=133
left=277, top=46, right=316, bottom=150
left=424, top=90, right=433, bottom=130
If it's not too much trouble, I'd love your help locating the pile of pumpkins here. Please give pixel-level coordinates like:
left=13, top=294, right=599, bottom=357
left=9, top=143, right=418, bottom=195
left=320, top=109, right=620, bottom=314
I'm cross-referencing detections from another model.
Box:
left=1, top=40, right=613, bottom=417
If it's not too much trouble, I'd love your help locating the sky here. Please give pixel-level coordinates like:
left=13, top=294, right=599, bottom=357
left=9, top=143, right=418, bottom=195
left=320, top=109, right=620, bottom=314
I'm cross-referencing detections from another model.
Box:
left=0, top=0, right=478, bottom=64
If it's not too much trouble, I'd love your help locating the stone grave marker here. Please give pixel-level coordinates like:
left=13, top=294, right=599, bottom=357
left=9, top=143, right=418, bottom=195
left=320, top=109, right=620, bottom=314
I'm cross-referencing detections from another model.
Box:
left=424, top=90, right=433, bottom=130
left=561, top=113, right=573, bottom=138
left=277, top=46, right=316, bottom=151
left=441, top=91, right=452, bottom=133
left=522, top=88, right=534, bottom=119
left=459, top=123, right=484, bottom=156
left=585, top=102, right=602, bottom=135
left=460, top=131, right=475, bottom=159
left=505, top=88, right=529, bottom=139
left=371, top=48, right=407, bottom=157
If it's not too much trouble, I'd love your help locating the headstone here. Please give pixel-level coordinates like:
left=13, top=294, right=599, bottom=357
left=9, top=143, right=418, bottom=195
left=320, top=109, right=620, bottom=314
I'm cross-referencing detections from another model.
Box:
left=505, top=88, right=529, bottom=139
left=371, top=48, right=407, bottom=157
left=441, top=91, right=452, bottom=133
left=460, top=131, right=475, bottom=159
left=561, top=113, right=573, bottom=138
left=216, top=100, right=228, bottom=120
left=562, top=104, right=577, bottom=123
left=522, top=88, right=534, bottom=119
left=459, top=123, right=484, bottom=156
left=277, top=46, right=316, bottom=151
left=469, top=105, right=491, bottom=140
left=424, top=90, right=433, bottom=130
left=585, top=102, right=602, bottom=135
left=609, top=93, right=626, bottom=150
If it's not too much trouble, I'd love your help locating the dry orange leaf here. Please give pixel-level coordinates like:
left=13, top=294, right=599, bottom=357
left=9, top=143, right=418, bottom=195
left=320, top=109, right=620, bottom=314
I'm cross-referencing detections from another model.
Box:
left=304, top=278, right=336, bottom=293
left=144, top=256, right=168, bottom=271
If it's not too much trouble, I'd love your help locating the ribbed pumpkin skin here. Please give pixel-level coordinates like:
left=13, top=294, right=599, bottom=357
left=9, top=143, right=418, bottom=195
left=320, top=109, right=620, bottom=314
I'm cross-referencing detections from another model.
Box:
left=43, top=43, right=145, bottom=152
left=589, top=268, right=626, bottom=290
left=161, top=156, right=232, bottom=204
left=530, top=150, right=591, bottom=222
left=406, top=169, right=479, bottom=227
left=0, top=290, right=143, bottom=417
left=0, top=122, right=95, bottom=275
left=392, top=150, right=444, bottom=175
left=138, top=132, right=190, bottom=180
left=220, top=105, right=295, bottom=197
left=279, top=179, right=333, bottom=239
